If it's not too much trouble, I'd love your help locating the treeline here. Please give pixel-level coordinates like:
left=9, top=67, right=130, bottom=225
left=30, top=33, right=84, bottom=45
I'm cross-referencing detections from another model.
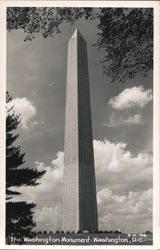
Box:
left=37, top=230, right=122, bottom=234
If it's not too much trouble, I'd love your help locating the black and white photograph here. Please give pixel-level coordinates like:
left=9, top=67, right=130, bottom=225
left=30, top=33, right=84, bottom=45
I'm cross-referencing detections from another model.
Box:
left=0, top=1, right=160, bottom=248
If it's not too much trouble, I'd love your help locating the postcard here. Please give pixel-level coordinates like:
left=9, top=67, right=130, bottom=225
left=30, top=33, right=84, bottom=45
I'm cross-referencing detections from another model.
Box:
left=0, top=1, right=159, bottom=249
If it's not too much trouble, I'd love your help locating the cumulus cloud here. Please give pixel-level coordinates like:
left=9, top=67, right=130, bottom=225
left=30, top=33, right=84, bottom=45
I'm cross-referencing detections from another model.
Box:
left=7, top=97, right=37, bottom=129
left=12, top=140, right=152, bottom=232
left=106, top=113, right=142, bottom=127
left=18, top=151, right=64, bottom=203
left=11, top=151, right=64, bottom=231
left=97, top=188, right=152, bottom=232
left=94, top=139, right=152, bottom=193
left=125, top=114, right=142, bottom=124
left=48, top=83, right=55, bottom=87
left=108, top=86, right=152, bottom=109
left=34, top=205, right=62, bottom=230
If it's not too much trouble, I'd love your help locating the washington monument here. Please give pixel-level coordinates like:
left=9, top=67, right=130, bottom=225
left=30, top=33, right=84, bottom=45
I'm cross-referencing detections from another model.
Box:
left=62, top=29, right=98, bottom=232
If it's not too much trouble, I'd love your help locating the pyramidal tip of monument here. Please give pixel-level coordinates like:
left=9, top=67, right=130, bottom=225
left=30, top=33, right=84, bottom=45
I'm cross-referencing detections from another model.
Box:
left=74, top=28, right=79, bottom=33
left=71, top=28, right=84, bottom=39
left=71, top=28, right=79, bottom=38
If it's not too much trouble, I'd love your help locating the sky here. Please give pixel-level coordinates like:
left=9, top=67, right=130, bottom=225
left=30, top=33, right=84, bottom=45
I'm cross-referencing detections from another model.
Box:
left=7, top=11, right=153, bottom=233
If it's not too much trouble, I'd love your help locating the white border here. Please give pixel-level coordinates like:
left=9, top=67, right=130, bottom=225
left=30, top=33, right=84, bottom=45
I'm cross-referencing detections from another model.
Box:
left=0, top=1, right=6, bottom=247
left=153, top=2, right=160, bottom=249
left=0, top=1, right=159, bottom=249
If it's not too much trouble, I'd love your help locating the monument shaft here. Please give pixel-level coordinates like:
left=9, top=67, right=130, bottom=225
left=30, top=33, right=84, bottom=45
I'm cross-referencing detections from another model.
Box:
left=62, top=29, right=98, bottom=232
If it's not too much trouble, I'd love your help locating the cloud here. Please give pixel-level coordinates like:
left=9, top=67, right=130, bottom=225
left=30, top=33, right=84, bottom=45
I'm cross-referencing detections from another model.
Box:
left=11, top=151, right=64, bottom=231
left=31, top=120, right=45, bottom=128
left=105, top=113, right=142, bottom=127
left=12, top=140, right=152, bottom=232
left=97, top=188, right=152, bottom=233
left=32, top=90, right=37, bottom=96
left=7, top=97, right=37, bottom=129
left=48, top=83, right=54, bottom=87
left=34, top=205, right=62, bottom=231
left=94, top=139, right=152, bottom=194
left=108, top=86, right=152, bottom=109
left=125, top=114, right=142, bottom=124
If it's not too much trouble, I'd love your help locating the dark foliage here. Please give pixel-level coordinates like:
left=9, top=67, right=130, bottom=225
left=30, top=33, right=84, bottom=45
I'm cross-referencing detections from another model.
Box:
left=77, top=230, right=82, bottom=234
left=7, top=7, right=94, bottom=41
left=66, top=230, right=70, bottom=234
left=6, top=92, right=46, bottom=241
left=145, top=230, right=152, bottom=234
left=7, top=7, right=153, bottom=82
left=95, top=8, right=153, bottom=82
left=6, top=202, right=36, bottom=240
left=49, top=230, right=53, bottom=234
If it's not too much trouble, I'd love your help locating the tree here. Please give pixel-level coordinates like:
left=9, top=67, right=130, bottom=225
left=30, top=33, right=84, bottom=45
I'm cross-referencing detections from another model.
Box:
left=6, top=92, right=46, bottom=243
left=7, top=7, right=94, bottom=41
left=7, top=7, right=153, bottom=82
left=95, top=8, right=153, bottom=82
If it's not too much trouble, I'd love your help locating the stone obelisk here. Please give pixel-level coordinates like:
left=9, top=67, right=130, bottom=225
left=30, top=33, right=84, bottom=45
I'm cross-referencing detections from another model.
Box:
left=62, top=29, right=98, bottom=232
